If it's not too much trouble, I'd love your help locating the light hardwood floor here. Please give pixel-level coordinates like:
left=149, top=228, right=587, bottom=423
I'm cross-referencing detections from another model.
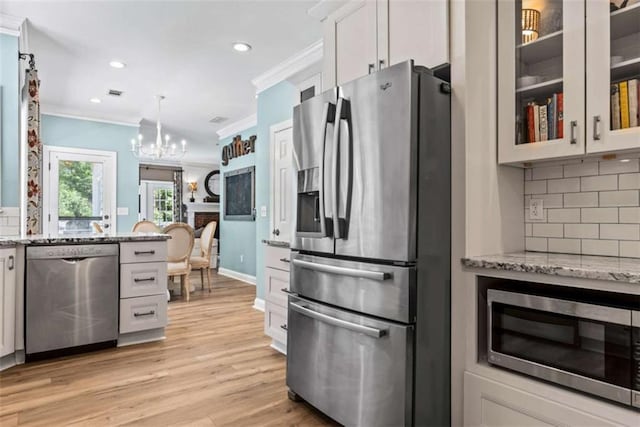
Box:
left=0, top=273, right=337, bottom=426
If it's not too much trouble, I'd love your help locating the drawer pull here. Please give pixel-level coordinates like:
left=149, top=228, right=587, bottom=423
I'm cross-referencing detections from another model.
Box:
left=279, top=257, right=290, bottom=263
left=134, top=250, right=156, bottom=255
left=8, top=255, right=14, bottom=271
left=134, top=310, right=156, bottom=317
left=281, top=288, right=297, bottom=296
left=280, top=324, right=288, bottom=331
left=134, top=277, right=156, bottom=283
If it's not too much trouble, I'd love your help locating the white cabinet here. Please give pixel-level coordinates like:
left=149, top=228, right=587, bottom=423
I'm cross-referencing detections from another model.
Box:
left=464, top=371, right=635, bottom=426
left=498, top=0, right=640, bottom=165
left=118, top=241, right=168, bottom=346
left=270, top=120, right=293, bottom=243
left=323, top=0, right=449, bottom=87
left=263, top=245, right=290, bottom=354
left=0, top=248, right=16, bottom=358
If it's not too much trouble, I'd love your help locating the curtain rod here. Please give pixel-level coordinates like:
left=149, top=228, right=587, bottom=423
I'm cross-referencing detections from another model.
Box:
left=18, top=52, right=37, bottom=71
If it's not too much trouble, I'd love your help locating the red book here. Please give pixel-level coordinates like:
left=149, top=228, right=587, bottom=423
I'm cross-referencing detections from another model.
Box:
left=526, top=104, right=535, bottom=143
left=557, top=93, right=564, bottom=138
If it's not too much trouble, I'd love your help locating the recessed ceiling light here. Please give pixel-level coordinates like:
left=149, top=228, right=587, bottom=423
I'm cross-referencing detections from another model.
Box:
left=232, top=42, right=252, bottom=52
left=109, top=60, right=126, bottom=69
left=620, top=159, right=631, bottom=163
left=90, top=97, right=101, bottom=104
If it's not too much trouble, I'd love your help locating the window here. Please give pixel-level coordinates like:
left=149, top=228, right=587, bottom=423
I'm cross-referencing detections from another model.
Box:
left=152, top=185, right=174, bottom=226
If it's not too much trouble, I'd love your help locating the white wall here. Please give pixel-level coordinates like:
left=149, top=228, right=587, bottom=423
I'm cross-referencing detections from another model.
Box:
left=181, top=162, right=219, bottom=204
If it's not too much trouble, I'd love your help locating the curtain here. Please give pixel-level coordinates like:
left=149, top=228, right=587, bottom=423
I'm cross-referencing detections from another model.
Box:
left=22, top=69, right=41, bottom=235
left=173, top=169, right=184, bottom=223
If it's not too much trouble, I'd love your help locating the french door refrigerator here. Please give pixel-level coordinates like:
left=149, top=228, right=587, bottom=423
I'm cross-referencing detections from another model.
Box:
left=286, top=60, right=451, bottom=427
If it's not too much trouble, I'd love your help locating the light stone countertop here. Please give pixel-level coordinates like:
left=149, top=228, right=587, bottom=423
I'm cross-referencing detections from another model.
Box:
left=462, top=251, right=640, bottom=284
left=0, top=232, right=170, bottom=245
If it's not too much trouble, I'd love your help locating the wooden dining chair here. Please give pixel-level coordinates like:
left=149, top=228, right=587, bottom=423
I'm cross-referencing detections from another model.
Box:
left=163, top=223, right=195, bottom=301
left=189, top=221, right=217, bottom=292
left=132, top=220, right=162, bottom=233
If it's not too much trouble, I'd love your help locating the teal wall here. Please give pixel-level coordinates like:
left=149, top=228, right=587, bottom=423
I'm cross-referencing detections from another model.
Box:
left=255, top=81, right=297, bottom=299
left=41, top=114, right=139, bottom=232
left=219, top=126, right=258, bottom=277
left=0, top=33, right=19, bottom=207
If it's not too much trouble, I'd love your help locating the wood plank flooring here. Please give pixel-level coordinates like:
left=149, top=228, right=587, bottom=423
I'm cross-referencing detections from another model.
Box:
left=0, top=273, right=337, bottom=426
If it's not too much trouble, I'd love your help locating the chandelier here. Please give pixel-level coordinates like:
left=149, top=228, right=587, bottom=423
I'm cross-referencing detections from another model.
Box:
left=131, top=95, right=187, bottom=160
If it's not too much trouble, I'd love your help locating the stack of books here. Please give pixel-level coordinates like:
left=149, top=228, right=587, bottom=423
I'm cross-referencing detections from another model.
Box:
left=611, top=79, right=639, bottom=130
left=521, top=92, right=563, bottom=144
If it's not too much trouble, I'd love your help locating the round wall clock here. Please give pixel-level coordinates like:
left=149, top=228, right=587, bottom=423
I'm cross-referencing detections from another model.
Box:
left=204, top=170, right=220, bottom=201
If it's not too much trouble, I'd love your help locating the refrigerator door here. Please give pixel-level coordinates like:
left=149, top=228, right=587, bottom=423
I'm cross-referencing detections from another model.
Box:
left=291, top=88, right=337, bottom=255
left=334, top=60, right=418, bottom=262
left=287, top=295, right=413, bottom=427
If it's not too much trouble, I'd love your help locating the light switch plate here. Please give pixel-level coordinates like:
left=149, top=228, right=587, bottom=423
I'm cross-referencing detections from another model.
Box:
left=260, top=206, right=267, bottom=217
left=117, top=207, right=129, bottom=216
left=529, top=199, right=543, bottom=220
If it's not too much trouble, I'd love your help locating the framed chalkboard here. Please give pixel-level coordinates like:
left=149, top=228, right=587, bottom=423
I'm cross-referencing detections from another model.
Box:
left=223, top=166, right=255, bottom=221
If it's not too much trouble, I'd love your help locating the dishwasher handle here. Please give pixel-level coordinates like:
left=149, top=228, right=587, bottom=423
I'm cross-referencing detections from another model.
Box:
left=62, top=257, right=88, bottom=263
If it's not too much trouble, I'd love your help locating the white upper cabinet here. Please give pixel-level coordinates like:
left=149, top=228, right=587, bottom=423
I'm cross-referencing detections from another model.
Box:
left=499, top=0, right=640, bottom=165
left=498, top=0, right=585, bottom=164
left=323, top=0, right=449, bottom=88
left=586, top=1, right=640, bottom=154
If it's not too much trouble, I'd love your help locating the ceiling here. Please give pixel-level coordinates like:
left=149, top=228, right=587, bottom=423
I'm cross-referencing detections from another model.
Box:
left=0, top=0, right=322, bottom=164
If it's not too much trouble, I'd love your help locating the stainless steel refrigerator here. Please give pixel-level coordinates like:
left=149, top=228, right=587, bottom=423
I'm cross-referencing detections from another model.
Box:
left=286, top=60, right=451, bottom=426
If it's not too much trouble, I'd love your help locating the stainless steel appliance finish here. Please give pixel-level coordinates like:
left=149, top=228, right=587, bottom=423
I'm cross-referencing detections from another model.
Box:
left=488, top=289, right=638, bottom=408
left=26, top=244, right=119, bottom=356
left=290, top=253, right=415, bottom=323
left=286, top=295, right=413, bottom=426
left=632, top=310, right=640, bottom=408
left=288, top=60, right=452, bottom=426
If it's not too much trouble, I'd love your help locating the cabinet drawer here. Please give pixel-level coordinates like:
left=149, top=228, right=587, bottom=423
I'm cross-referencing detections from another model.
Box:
left=121, top=262, right=167, bottom=298
left=264, top=301, right=288, bottom=345
left=264, top=245, right=290, bottom=271
left=120, top=295, right=167, bottom=334
left=120, top=241, right=167, bottom=264
left=265, top=267, right=289, bottom=306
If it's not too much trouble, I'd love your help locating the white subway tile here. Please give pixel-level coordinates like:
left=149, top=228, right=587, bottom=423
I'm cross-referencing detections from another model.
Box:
left=0, top=217, right=6, bottom=226
left=532, top=224, right=564, bottom=238
left=524, top=208, right=547, bottom=223
left=0, top=226, right=19, bottom=236
left=548, top=178, right=580, bottom=194
left=548, top=238, right=581, bottom=254
left=599, top=190, right=639, bottom=207
left=532, top=166, right=563, bottom=180
left=6, top=216, right=19, bottom=227
left=524, top=180, right=547, bottom=195
left=525, top=194, right=562, bottom=209
left=581, top=175, right=618, bottom=192
left=525, top=223, right=532, bottom=236
left=619, top=173, right=640, bottom=190
left=563, top=192, right=598, bottom=208
left=620, top=241, right=640, bottom=258
left=524, top=195, right=531, bottom=207
left=581, top=207, right=618, bottom=223
left=563, top=162, right=599, bottom=178
left=599, top=159, right=640, bottom=175
left=547, top=208, right=580, bottom=223
left=619, top=207, right=640, bottom=224
left=582, top=239, right=619, bottom=257
left=524, top=169, right=533, bottom=181
left=0, top=207, right=19, bottom=216
left=600, top=224, right=640, bottom=240
left=525, top=237, right=548, bottom=252
left=564, top=224, right=599, bottom=239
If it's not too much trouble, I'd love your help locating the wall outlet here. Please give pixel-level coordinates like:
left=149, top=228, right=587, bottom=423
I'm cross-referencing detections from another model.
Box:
left=529, top=199, right=544, bottom=220
left=240, top=254, right=244, bottom=263
left=117, top=207, right=129, bottom=216
left=260, top=206, right=267, bottom=217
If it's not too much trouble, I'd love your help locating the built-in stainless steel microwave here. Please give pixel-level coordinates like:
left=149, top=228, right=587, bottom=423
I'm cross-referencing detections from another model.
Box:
left=487, top=289, right=639, bottom=408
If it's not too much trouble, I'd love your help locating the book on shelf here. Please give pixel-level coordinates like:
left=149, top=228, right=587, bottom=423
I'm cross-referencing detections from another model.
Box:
left=526, top=103, right=535, bottom=143
left=611, top=79, right=639, bottom=130
left=547, top=95, right=556, bottom=140
left=557, top=92, right=563, bottom=138
left=521, top=92, right=563, bottom=143
left=533, top=104, right=540, bottom=142
left=539, top=105, right=548, bottom=141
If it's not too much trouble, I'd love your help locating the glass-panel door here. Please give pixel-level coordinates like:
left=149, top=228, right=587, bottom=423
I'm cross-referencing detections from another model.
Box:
left=498, top=0, right=585, bottom=164
left=587, top=0, right=640, bottom=153
left=44, top=147, right=116, bottom=234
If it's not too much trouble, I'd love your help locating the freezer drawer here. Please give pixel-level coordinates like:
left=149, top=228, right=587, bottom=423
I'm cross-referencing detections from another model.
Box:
left=286, top=296, right=413, bottom=427
left=290, top=253, right=415, bottom=323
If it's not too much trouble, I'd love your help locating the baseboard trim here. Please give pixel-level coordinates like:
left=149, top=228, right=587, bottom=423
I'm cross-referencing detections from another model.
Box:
left=252, top=297, right=265, bottom=312
left=218, top=268, right=256, bottom=285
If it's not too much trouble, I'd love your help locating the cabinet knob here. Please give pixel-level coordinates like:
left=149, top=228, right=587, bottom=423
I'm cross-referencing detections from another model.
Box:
left=8, top=255, right=14, bottom=271
left=593, top=115, right=601, bottom=141
left=274, top=229, right=280, bottom=236
left=368, top=63, right=375, bottom=74
left=378, top=59, right=385, bottom=70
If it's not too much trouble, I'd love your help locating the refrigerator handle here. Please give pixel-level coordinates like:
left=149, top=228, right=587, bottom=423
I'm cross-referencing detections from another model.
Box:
left=332, top=97, right=352, bottom=239
left=320, top=102, right=336, bottom=238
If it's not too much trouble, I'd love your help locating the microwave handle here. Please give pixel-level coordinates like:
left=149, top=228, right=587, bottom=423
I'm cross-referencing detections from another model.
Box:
left=487, top=289, right=631, bottom=326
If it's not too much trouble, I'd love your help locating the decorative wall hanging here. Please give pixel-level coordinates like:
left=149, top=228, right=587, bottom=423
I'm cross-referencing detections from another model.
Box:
left=204, top=170, right=220, bottom=202
left=221, top=135, right=256, bottom=166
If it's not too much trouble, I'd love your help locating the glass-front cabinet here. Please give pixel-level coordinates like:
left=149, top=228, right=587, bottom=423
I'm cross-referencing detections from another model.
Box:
left=587, top=0, right=640, bottom=154
left=499, top=0, right=640, bottom=164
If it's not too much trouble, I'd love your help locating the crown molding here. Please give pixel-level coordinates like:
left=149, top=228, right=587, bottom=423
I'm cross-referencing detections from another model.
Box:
left=251, top=39, right=323, bottom=94
left=0, top=13, right=25, bottom=36
left=307, top=0, right=349, bottom=21
left=41, top=111, right=141, bottom=128
left=216, top=114, right=257, bottom=140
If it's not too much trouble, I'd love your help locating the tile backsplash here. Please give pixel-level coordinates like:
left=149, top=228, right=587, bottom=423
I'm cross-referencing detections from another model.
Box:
left=524, top=159, right=640, bottom=258
left=0, top=207, right=20, bottom=236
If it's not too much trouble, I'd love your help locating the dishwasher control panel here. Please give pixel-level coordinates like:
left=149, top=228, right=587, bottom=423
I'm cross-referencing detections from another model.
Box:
left=27, top=244, right=119, bottom=259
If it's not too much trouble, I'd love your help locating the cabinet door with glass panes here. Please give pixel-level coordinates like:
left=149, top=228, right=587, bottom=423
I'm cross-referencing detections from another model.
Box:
left=586, top=0, right=640, bottom=154
left=498, top=0, right=585, bottom=164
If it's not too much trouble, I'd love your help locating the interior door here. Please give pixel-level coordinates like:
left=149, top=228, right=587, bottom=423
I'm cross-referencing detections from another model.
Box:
left=43, top=146, right=117, bottom=234
left=270, top=121, right=293, bottom=243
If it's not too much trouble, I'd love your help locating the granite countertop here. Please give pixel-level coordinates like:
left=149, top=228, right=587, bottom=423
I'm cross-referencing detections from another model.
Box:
left=262, top=239, right=290, bottom=248
left=0, top=232, right=170, bottom=245
left=462, top=251, right=640, bottom=284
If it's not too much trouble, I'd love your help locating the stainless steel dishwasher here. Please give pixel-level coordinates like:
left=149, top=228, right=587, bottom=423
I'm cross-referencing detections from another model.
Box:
left=26, top=244, right=119, bottom=360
